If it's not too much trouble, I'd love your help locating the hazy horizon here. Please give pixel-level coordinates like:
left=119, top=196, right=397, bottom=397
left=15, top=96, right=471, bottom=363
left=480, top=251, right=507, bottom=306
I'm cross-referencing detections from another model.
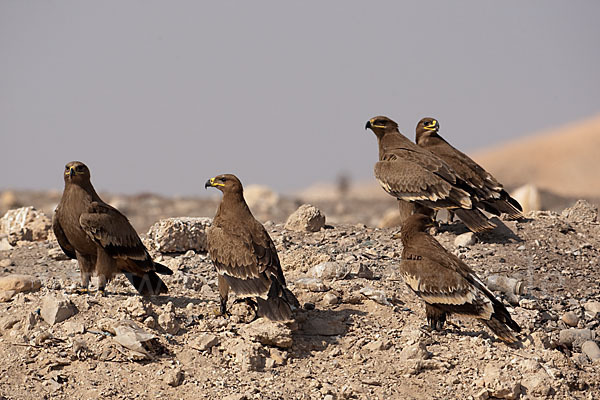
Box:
left=2, top=1, right=599, bottom=195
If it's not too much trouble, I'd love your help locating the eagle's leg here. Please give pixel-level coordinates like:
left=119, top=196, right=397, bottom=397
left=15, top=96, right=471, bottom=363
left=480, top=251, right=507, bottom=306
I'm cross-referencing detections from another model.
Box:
left=76, top=253, right=94, bottom=294
left=426, top=304, right=446, bottom=331
left=214, top=275, right=230, bottom=316
left=95, top=248, right=116, bottom=296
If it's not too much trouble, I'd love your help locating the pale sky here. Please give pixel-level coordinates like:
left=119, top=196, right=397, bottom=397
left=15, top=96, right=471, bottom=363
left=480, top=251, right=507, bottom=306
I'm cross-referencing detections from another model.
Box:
left=1, top=1, right=599, bottom=195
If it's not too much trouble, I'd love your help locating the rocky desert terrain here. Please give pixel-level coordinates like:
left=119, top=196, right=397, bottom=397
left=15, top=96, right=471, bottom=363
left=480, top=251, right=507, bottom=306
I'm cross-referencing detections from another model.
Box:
left=0, top=190, right=599, bottom=400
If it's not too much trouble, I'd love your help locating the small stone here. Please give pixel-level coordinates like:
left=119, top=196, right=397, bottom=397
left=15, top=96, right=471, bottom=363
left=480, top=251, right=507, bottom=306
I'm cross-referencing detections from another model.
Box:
left=122, top=297, right=151, bottom=319
left=239, top=319, right=293, bottom=348
left=164, top=368, right=183, bottom=387
left=0, top=258, right=12, bottom=268
left=146, top=217, right=212, bottom=253
left=454, top=232, right=476, bottom=248
left=581, top=340, right=600, bottom=361
left=324, top=395, right=334, bottom=400
left=295, top=277, right=329, bottom=292
left=359, top=286, right=391, bottom=306
left=0, top=238, right=12, bottom=251
left=399, top=342, right=430, bottom=360
left=584, top=300, right=600, bottom=319
left=0, top=290, right=16, bottom=302
left=356, top=264, right=374, bottom=280
left=322, top=293, right=339, bottom=305
left=158, top=311, right=180, bottom=335
left=143, top=316, right=156, bottom=329
left=47, top=247, right=70, bottom=261
left=0, top=274, right=42, bottom=293
left=561, top=311, right=579, bottom=327
left=308, top=261, right=349, bottom=280
left=40, top=295, right=78, bottom=325
left=284, top=204, right=325, bottom=232
left=558, top=328, right=592, bottom=347
left=364, top=339, right=392, bottom=352
left=226, top=339, right=266, bottom=372
left=268, top=348, right=287, bottom=365
left=63, top=321, right=85, bottom=335
left=192, top=333, right=219, bottom=351
left=530, top=332, right=551, bottom=349
left=0, top=316, right=20, bottom=332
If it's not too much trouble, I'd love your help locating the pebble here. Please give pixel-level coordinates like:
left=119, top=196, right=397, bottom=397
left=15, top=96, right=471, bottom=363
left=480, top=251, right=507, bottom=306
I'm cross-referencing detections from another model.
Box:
left=322, top=293, right=339, bottom=305
left=581, top=340, right=600, bottom=361
left=561, top=311, right=579, bottom=327
left=584, top=300, right=600, bottom=319
left=40, top=294, right=78, bottom=325
left=558, top=328, right=592, bottom=347
left=295, top=277, right=329, bottom=292
left=454, top=232, right=476, bottom=248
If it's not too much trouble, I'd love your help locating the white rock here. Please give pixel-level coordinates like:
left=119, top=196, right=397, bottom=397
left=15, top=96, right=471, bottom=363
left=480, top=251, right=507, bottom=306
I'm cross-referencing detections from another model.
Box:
left=112, top=319, right=158, bottom=359
left=146, top=217, right=212, bottom=253
left=559, top=328, right=592, bottom=347
left=158, top=311, right=180, bottom=335
left=284, top=204, right=325, bottom=232
left=191, top=333, right=219, bottom=351
left=308, top=261, right=349, bottom=280
left=584, top=300, right=600, bottom=319
left=0, top=274, right=42, bottom=293
left=322, top=293, right=339, bottom=305
left=582, top=340, right=600, bottom=361
left=239, top=319, right=293, bottom=348
left=40, top=295, right=78, bottom=325
left=454, top=232, right=476, bottom=248
left=399, top=342, right=430, bottom=360
left=359, top=286, right=391, bottom=306
left=295, top=277, right=329, bottom=292
left=0, top=206, right=51, bottom=245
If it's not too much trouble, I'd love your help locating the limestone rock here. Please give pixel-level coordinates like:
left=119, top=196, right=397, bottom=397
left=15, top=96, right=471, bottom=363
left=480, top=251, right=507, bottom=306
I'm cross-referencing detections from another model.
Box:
left=399, top=342, right=431, bottom=361
left=454, top=232, right=476, bottom=248
left=40, top=295, right=78, bottom=325
left=191, top=333, right=219, bottom=351
left=164, top=368, right=184, bottom=387
left=561, top=199, right=598, bottom=223
left=295, top=277, right=329, bottom=292
left=0, top=290, right=16, bottom=302
left=158, top=304, right=180, bottom=335
left=0, top=206, right=51, bottom=245
left=0, top=274, right=41, bottom=293
left=239, top=319, right=293, bottom=348
left=582, top=340, right=600, bottom=361
left=584, top=300, right=600, bottom=319
left=146, top=217, right=212, bottom=253
left=308, top=261, right=349, bottom=281
left=561, top=311, right=579, bottom=327
left=558, top=328, right=592, bottom=348
left=322, top=293, right=339, bottom=305
left=226, top=338, right=266, bottom=372
left=285, top=204, right=325, bottom=232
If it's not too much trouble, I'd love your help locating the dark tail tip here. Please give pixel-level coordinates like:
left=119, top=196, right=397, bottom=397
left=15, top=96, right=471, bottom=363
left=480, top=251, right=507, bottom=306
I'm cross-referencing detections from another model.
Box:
left=154, top=262, right=173, bottom=275
left=123, top=271, right=168, bottom=295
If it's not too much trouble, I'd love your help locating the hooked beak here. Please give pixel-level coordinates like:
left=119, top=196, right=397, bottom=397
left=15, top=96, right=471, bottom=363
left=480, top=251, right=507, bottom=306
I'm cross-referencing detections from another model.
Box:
left=204, top=179, right=212, bottom=189
left=365, top=120, right=372, bottom=130
left=69, top=167, right=75, bottom=178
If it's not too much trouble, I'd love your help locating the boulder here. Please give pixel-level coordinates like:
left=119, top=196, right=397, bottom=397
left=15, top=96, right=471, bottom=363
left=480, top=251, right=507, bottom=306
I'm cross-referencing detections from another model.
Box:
left=0, top=274, right=41, bottom=293
left=146, top=217, right=211, bottom=253
left=285, top=204, right=325, bottom=232
left=0, top=207, right=52, bottom=245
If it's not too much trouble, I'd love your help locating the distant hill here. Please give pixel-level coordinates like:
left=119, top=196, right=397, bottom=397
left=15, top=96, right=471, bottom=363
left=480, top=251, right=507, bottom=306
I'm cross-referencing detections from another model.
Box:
left=473, top=114, right=600, bottom=199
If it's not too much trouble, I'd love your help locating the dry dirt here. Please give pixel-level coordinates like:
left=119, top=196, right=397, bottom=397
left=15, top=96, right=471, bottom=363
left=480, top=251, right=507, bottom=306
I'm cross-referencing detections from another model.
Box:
left=0, top=195, right=599, bottom=400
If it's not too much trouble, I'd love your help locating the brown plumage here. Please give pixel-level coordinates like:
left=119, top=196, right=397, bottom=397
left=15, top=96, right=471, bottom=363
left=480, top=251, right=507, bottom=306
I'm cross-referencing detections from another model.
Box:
left=366, top=116, right=496, bottom=232
left=399, top=213, right=521, bottom=343
left=52, top=161, right=172, bottom=295
left=416, top=117, right=523, bottom=219
left=205, top=174, right=299, bottom=321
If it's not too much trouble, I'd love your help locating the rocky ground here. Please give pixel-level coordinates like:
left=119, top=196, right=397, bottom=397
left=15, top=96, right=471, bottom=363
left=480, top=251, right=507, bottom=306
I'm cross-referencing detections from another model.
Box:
left=0, top=193, right=599, bottom=400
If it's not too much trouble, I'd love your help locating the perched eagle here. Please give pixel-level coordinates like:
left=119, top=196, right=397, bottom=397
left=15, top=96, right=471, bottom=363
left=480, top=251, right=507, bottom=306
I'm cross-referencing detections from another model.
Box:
left=399, top=213, right=521, bottom=343
left=53, top=161, right=172, bottom=295
left=415, top=117, right=522, bottom=220
left=366, top=116, right=496, bottom=232
left=205, top=174, right=299, bottom=321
